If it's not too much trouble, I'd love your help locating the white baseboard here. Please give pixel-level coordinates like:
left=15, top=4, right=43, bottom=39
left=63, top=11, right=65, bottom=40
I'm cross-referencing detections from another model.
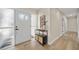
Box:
left=48, top=32, right=64, bottom=45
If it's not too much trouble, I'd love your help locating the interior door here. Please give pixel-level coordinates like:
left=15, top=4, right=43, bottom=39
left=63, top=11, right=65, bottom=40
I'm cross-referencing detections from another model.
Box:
left=15, top=11, right=31, bottom=44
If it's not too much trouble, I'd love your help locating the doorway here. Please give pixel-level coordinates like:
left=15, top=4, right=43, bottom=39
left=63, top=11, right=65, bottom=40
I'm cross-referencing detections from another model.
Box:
left=31, top=14, right=37, bottom=40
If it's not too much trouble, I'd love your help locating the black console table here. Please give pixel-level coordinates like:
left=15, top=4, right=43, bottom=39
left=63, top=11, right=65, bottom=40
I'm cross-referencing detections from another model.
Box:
left=35, top=29, right=48, bottom=45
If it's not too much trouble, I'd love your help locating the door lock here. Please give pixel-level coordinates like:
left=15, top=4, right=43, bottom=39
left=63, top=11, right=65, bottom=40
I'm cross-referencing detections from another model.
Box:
left=15, top=26, right=19, bottom=30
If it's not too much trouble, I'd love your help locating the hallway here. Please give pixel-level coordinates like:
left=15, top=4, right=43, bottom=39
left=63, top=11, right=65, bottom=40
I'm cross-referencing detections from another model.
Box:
left=16, top=32, right=79, bottom=50
left=0, top=8, right=79, bottom=50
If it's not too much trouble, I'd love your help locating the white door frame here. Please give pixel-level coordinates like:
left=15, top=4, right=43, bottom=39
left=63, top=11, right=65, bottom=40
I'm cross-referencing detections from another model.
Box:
left=62, top=16, right=68, bottom=33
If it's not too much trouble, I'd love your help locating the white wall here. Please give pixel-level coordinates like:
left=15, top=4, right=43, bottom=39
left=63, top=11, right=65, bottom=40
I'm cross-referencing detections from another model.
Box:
left=37, top=8, right=50, bottom=30
left=37, top=8, right=65, bottom=45
left=48, top=9, right=64, bottom=44
left=67, top=16, right=77, bottom=32
left=77, top=14, right=79, bottom=38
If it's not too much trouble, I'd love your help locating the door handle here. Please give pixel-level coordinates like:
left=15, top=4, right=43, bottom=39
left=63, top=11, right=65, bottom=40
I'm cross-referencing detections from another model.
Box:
left=15, top=28, right=19, bottom=30
left=15, top=26, right=19, bottom=30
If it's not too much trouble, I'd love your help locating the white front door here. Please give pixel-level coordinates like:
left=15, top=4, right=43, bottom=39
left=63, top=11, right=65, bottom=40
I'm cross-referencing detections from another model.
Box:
left=15, top=11, right=31, bottom=44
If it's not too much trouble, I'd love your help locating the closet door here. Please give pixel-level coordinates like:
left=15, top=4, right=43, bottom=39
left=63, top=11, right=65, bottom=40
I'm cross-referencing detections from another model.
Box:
left=0, top=9, right=14, bottom=49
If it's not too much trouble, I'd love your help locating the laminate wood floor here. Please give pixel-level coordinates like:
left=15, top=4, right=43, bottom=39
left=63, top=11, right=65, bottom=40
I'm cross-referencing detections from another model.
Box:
left=15, top=32, right=79, bottom=50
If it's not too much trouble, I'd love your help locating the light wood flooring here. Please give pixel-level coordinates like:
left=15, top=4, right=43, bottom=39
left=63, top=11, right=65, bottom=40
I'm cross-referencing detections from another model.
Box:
left=15, top=32, right=79, bottom=50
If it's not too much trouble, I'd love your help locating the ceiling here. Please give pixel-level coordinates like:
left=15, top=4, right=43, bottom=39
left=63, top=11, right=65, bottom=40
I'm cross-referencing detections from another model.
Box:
left=59, top=8, right=78, bottom=16
left=15, top=8, right=79, bottom=17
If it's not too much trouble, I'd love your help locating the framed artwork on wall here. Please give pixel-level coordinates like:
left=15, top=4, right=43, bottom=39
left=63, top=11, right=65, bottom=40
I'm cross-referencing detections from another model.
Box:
left=40, top=15, right=46, bottom=30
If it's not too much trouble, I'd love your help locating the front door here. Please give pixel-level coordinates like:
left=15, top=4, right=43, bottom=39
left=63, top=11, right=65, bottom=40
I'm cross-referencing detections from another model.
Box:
left=15, top=11, right=31, bottom=44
